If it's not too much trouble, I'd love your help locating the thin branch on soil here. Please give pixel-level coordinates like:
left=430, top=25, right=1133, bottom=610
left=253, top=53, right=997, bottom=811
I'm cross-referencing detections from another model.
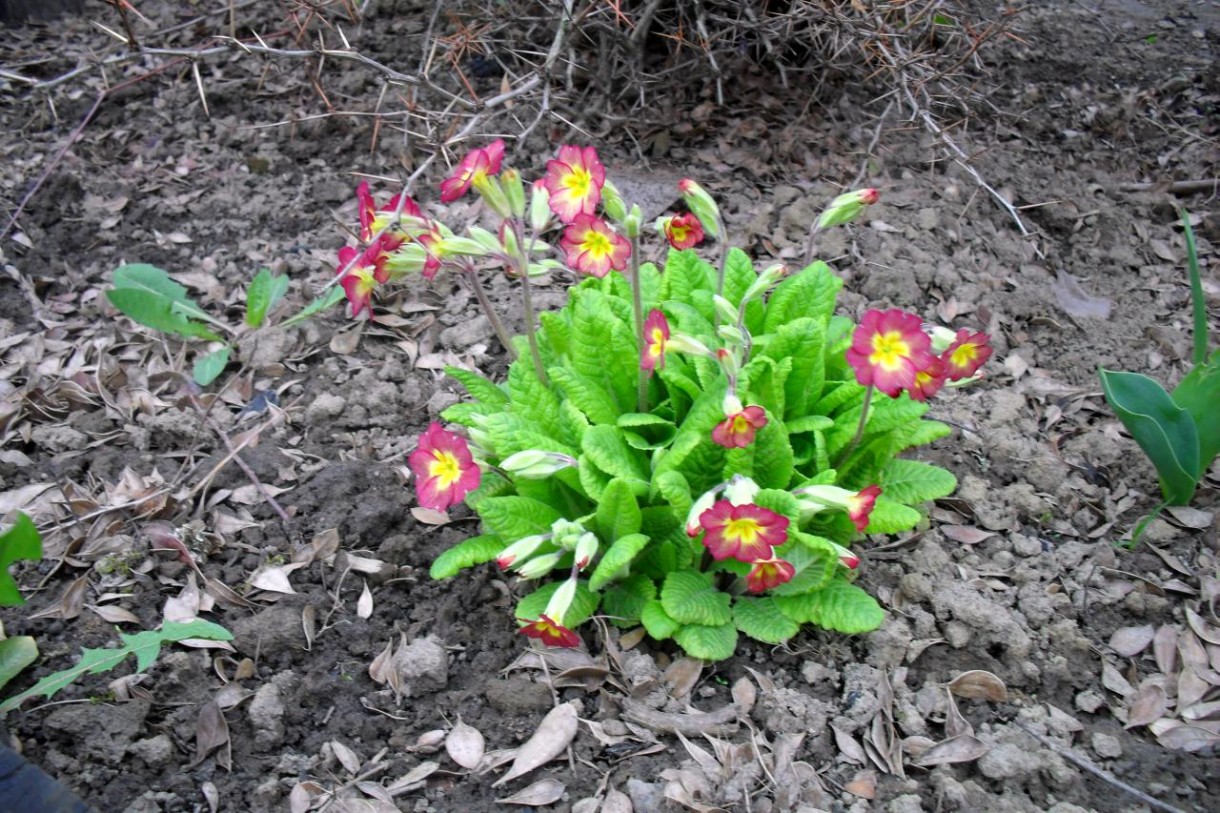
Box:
left=619, top=697, right=739, bottom=736
left=1118, top=179, right=1220, bottom=196
left=1013, top=721, right=1189, bottom=813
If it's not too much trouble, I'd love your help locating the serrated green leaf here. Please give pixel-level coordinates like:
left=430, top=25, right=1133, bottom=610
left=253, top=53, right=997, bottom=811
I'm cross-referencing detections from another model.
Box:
left=901, top=419, right=953, bottom=448
left=865, top=499, right=922, bottom=534
left=245, top=267, right=290, bottom=327
left=596, top=480, right=643, bottom=546
left=661, top=571, right=732, bottom=626
left=107, top=288, right=222, bottom=341
left=721, top=247, right=756, bottom=305
left=430, top=535, right=504, bottom=579
left=0, top=636, right=38, bottom=691
left=774, top=580, right=884, bottom=633
left=673, top=622, right=738, bottom=661
left=192, top=346, right=230, bottom=387
left=786, top=415, right=835, bottom=434
left=508, top=361, right=566, bottom=441
left=477, top=496, right=563, bottom=542
left=760, top=317, right=826, bottom=415
left=0, top=513, right=41, bottom=606
left=660, top=248, right=716, bottom=303
left=0, top=619, right=232, bottom=713
left=601, top=573, right=656, bottom=627
left=763, top=261, right=841, bottom=332
left=641, top=599, right=681, bottom=640
left=1100, top=368, right=1200, bottom=504
left=583, top=425, right=648, bottom=487
left=551, top=367, right=618, bottom=425
left=879, top=459, right=957, bottom=505
left=515, top=580, right=599, bottom=628
left=654, top=470, right=693, bottom=523
left=589, top=533, right=649, bottom=591
left=733, top=597, right=800, bottom=644
left=445, top=366, right=509, bottom=407
left=752, top=489, right=801, bottom=525
left=772, top=535, right=838, bottom=595
left=280, top=286, right=346, bottom=328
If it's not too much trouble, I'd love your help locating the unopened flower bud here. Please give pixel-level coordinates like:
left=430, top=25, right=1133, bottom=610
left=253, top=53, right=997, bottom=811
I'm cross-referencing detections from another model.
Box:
left=722, top=392, right=744, bottom=418
left=438, top=236, right=490, bottom=257
left=529, top=180, right=552, bottom=232
left=717, top=324, right=745, bottom=346
left=715, top=347, right=740, bottom=379
left=686, top=485, right=723, bottom=536
left=623, top=204, right=643, bottom=238
left=516, top=551, right=562, bottom=580
left=713, top=295, right=738, bottom=326
left=498, top=221, right=520, bottom=259
left=501, top=449, right=578, bottom=479
left=927, top=324, right=958, bottom=354
left=742, top=263, right=788, bottom=303
left=723, top=474, right=760, bottom=506
left=678, top=179, right=721, bottom=238
left=502, top=168, right=526, bottom=219
left=543, top=576, right=578, bottom=623
left=573, top=533, right=599, bottom=570
left=816, top=188, right=879, bottom=230
left=475, top=175, right=513, bottom=219
left=666, top=332, right=714, bottom=359
left=496, top=534, right=549, bottom=570
left=550, top=518, right=588, bottom=551
left=467, top=225, right=503, bottom=255
left=601, top=181, right=627, bottom=223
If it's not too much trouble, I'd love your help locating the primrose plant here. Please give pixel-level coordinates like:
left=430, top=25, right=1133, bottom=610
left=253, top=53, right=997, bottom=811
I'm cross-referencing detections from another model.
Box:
left=336, top=144, right=992, bottom=660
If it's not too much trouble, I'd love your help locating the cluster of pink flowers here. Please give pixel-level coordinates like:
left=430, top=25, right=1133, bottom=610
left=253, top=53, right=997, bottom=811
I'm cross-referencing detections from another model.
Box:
left=846, top=308, right=992, bottom=401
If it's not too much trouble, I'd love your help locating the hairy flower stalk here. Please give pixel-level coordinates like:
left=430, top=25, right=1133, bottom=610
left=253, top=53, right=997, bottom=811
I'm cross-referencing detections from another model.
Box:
left=463, top=260, right=518, bottom=361
left=628, top=230, right=648, bottom=413
left=510, top=218, right=549, bottom=386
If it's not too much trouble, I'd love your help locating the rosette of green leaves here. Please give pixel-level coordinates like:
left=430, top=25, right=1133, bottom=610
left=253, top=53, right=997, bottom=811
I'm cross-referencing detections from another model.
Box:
left=432, top=249, right=957, bottom=660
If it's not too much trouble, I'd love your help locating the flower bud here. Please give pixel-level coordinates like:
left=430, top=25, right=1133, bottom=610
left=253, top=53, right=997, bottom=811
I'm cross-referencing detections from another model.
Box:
left=550, top=518, right=588, bottom=551
left=496, top=534, right=549, bottom=570
left=723, top=474, right=760, bottom=506
left=467, top=225, right=503, bottom=255
left=500, top=449, right=578, bottom=479
left=437, top=236, right=490, bottom=257
left=573, top=533, right=599, bottom=570
left=623, top=204, right=643, bottom=238
left=742, top=263, right=788, bottom=303
left=666, top=332, right=714, bottom=359
left=383, top=243, right=428, bottom=278
left=685, top=485, right=723, bottom=536
left=816, top=188, right=879, bottom=230
left=715, top=347, right=739, bottom=379
left=927, top=324, right=958, bottom=354
left=502, top=168, right=526, bottom=218
left=530, top=180, right=552, bottom=232
left=678, top=179, right=721, bottom=238
left=498, top=221, right=520, bottom=259
left=543, top=576, right=578, bottom=623
left=722, top=391, right=744, bottom=417
left=713, top=295, right=738, bottom=326
left=717, top=324, right=745, bottom=346
left=516, top=551, right=562, bottom=580
left=601, top=180, right=627, bottom=223
left=475, top=175, right=513, bottom=219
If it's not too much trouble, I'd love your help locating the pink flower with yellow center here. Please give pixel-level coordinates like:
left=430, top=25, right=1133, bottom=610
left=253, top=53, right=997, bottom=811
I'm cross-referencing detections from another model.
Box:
left=745, top=557, right=795, bottom=593
left=941, top=329, right=993, bottom=381
left=543, top=145, right=605, bottom=224
left=698, top=500, right=789, bottom=562
left=662, top=213, right=705, bottom=250
left=407, top=422, right=482, bottom=511
left=560, top=214, right=631, bottom=278
left=641, top=309, right=670, bottom=373
left=845, top=308, right=935, bottom=398
left=846, top=485, right=882, bottom=532
left=357, top=181, right=422, bottom=241
left=711, top=405, right=767, bottom=449
left=335, top=245, right=381, bottom=318
left=517, top=614, right=581, bottom=648
left=908, top=356, right=947, bottom=402
left=439, top=139, right=506, bottom=203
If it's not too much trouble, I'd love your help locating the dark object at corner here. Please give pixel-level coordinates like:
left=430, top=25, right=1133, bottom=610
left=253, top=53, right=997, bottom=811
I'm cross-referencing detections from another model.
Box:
left=0, top=0, right=84, bottom=24
left=0, top=737, right=96, bottom=813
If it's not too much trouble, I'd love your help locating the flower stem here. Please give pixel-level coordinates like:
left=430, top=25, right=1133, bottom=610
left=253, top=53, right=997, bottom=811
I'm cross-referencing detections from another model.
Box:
left=468, top=265, right=518, bottom=361
left=714, top=214, right=728, bottom=299
left=513, top=219, right=548, bottom=386
left=629, top=233, right=648, bottom=413
left=836, top=385, right=874, bottom=467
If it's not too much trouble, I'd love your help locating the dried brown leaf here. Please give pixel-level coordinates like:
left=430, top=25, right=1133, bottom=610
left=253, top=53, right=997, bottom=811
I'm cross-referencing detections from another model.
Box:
left=332, top=740, right=362, bottom=775
left=370, top=640, right=395, bottom=686
left=601, top=787, right=632, bottom=813
left=1156, top=723, right=1220, bottom=752
left=248, top=562, right=306, bottom=594
left=1180, top=631, right=1210, bottom=673
left=29, top=574, right=88, bottom=621
left=330, top=326, right=362, bottom=355
left=1186, top=608, right=1220, bottom=646
left=410, top=506, right=450, bottom=525
left=1178, top=667, right=1210, bottom=710
left=1164, top=505, right=1212, bottom=530
left=493, top=702, right=579, bottom=787
left=901, top=735, right=935, bottom=758
left=940, top=525, right=994, bottom=545
left=385, top=761, right=440, bottom=794
left=833, top=726, right=868, bottom=764
left=407, top=730, right=447, bottom=754
left=911, top=735, right=990, bottom=767
left=1124, top=683, right=1168, bottom=729
left=944, top=691, right=973, bottom=739
left=664, top=657, right=703, bottom=700
left=496, top=778, right=566, bottom=806
left=192, top=700, right=231, bottom=770
left=1181, top=700, right=1220, bottom=721
left=1109, top=625, right=1155, bottom=657
left=1102, top=660, right=1135, bottom=697
left=1153, top=625, right=1178, bottom=674
left=947, top=670, right=1008, bottom=702
left=201, top=780, right=219, bottom=813
left=357, top=580, right=373, bottom=620
left=844, top=769, right=876, bottom=799
left=730, top=677, right=755, bottom=712
left=289, top=782, right=316, bottom=813
left=446, top=718, right=486, bottom=770
left=87, top=603, right=140, bottom=624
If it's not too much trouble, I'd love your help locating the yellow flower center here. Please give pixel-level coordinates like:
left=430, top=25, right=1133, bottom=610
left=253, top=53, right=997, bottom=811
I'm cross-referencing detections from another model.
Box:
left=869, top=331, right=911, bottom=371
left=563, top=167, right=592, bottom=198
left=581, top=229, right=613, bottom=258
left=731, top=414, right=750, bottom=433
left=428, top=450, right=463, bottom=487
left=725, top=517, right=761, bottom=544
left=649, top=328, right=666, bottom=355
left=950, top=343, right=977, bottom=367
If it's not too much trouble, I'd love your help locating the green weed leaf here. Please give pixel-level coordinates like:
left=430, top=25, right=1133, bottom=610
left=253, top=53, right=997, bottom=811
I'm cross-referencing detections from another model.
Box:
left=0, top=513, right=41, bottom=606
left=192, top=346, right=230, bottom=387
left=280, top=286, right=346, bottom=328
left=108, top=263, right=224, bottom=341
left=0, top=636, right=38, bottom=692
left=245, top=267, right=290, bottom=327
left=1171, top=351, right=1220, bottom=476
left=430, top=535, right=504, bottom=579
left=1100, top=368, right=1200, bottom=504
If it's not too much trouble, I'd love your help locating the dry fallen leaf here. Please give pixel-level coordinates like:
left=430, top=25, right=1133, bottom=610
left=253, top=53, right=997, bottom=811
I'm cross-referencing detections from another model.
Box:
left=248, top=562, right=307, bottom=594
left=493, top=701, right=579, bottom=787
left=833, top=726, right=868, bottom=764
left=1102, top=660, right=1135, bottom=697
left=939, top=525, right=995, bottom=545
left=385, top=761, right=440, bottom=794
left=1155, top=722, right=1220, bottom=752
left=446, top=718, right=486, bottom=770
left=1125, top=683, right=1169, bottom=729
left=663, top=656, right=703, bottom=700
left=192, top=700, right=231, bottom=770
left=911, top=735, right=990, bottom=767
left=844, top=769, right=876, bottom=799
left=411, top=506, right=450, bottom=525
left=947, top=670, right=1008, bottom=702
left=1109, top=625, right=1155, bottom=657
left=495, top=778, right=566, bottom=806
left=1153, top=625, right=1178, bottom=674
left=1186, top=608, right=1220, bottom=646
left=944, top=692, right=973, bottom=739
left=332, top=740, right=362, bottom=775
left=601, top=787, right=633, bottom=813
left=357, top=580, right=373, bottom=620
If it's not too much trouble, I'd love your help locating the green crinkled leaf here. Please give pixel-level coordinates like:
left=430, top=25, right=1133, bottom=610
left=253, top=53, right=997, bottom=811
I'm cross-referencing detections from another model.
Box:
left=538, top=310, right=571, bottom=358
left=760, top=317, right=826, bottom=416
left=551, top=367, right=619, bottom=425
left=865, top=499, right=923, bottom=534
left=465, top=470, right=512, bottom=513
left=595, top=480, right=643, bottom=547
left=589, top=533, right=649, bottom=591
left=601, top=573, right=656, bottom=627
left=772, top=535, right=838, bottom=595
left=880, top=459, right=957, bottom=504
left=733, top=597, right=800, bottom=644
left=660, top=248, right=716, bottom=303
left=244, top=267, right=290, bottom=328
left=764, top=261, right=841, bottom=332
left=430, top=535, right=504, bottom=580
left=515, top=580, right=599, bottom=628
left=901, top=419, right=953, bottom=448
left=479, top=413, right=575, bottom=459
left=641, top=599, right=680, bottom=640
left=570, top=289, right=637, bottom=411
left=440, top=402, right=486, bottom=427
left=673, top=622, right=738, bottom=661
left=654, top=470, right=694, bottom=524
left=583, top=425, right=648, bottom=487
left=774, top=579, right=884, bottom=633
left=192, top=346, right=230, bottom=387
left=0, top=619, right=232, bottom=714
left=477, top=496, right=563, bottom=542
left=721, top=247, right=756, bottom=306
left=813, top=379, right=866, bottom=416
left=661, top=571, right=732, bottom=626
left=578, top=453, right=611, bottom=501
left=509, top=362, right=566, bottom=441
left=746, top=417, right=794, bottom=489
left=785, top=415, right=835, bottom=434
left=1100, top=368, right=1200, bottom=504
left=0, top=513, right=41, bottom=606
left=445, top=366, right=509, bottom=407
